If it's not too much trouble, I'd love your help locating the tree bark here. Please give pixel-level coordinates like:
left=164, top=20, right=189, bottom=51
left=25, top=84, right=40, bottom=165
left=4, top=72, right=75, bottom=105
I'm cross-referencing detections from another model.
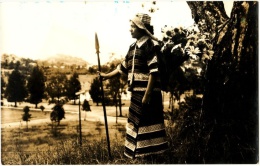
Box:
left=26, top=121, right=28, bottom=131
left=187, top=1, right=229, bottom=39
left=119, top=94, right=122, bottom=117
left=187, top=1, right=258, bottom=163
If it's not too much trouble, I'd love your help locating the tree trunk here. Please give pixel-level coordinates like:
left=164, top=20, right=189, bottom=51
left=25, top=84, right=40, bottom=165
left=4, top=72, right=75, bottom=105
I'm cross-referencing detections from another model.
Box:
left=169, top=93, right=174, bottom=112
left=119, top=95, right=122, bottom=117
left=187, top=1, right=258, bottom=163
left=26, top=121, right=28, bottom=131
left=115, top=98, right=118, bottom=123
left=115, top=95, right=118, bottom=114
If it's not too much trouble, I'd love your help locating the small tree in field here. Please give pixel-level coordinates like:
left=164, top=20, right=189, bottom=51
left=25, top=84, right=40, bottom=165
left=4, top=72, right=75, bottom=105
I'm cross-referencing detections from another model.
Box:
left=1, top=77, right=6, bottom=102
left=40, top=105, right=45, bottom=112
left=67, top=72, right=81, bottom=105
left=46, top=73, right=68, bottom=103
left=27, top=65, right=45, bottom=108
left=82, top=99, right=91, bottom=120
left=89, top=77, right=102, bottom=106
left=5, top=64, right=27, bottom=107
left=22, top=106, right=31, bottom=131
left=50, top=103, right=65, bottom=126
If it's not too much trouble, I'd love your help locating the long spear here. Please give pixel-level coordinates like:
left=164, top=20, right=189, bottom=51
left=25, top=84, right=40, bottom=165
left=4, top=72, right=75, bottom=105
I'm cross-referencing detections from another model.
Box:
left=95, top=32, right=112, bottom=159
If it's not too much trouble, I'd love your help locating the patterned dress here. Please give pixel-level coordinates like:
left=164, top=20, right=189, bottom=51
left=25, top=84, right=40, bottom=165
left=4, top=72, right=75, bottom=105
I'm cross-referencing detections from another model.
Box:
left=118, top=35, right=168, bottom=159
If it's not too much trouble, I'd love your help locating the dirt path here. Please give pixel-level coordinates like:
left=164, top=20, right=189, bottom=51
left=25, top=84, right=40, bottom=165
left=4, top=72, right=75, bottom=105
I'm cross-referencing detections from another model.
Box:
left=1, top=104, right=128, bottom=128
left=1, top=98, right=172, bottom=129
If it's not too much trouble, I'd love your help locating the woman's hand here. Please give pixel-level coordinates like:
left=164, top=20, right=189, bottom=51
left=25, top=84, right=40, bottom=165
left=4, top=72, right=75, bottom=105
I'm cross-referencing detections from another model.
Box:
left=97, top=68, right=121, bottom=81
left=142, top=73, right=156, bottom=106
left=142, top=94, right=151, bottom=105
left=97, top=71, right=108, bottom=81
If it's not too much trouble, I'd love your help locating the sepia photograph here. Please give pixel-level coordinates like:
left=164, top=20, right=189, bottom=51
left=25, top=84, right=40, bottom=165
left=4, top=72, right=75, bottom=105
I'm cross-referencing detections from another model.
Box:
left=0, top=0, right=258, bottom=164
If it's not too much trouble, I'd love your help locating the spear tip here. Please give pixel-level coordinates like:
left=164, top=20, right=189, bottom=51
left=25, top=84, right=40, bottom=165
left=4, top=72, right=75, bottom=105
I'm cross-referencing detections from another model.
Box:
left=95, top=32, right=100, bottom=53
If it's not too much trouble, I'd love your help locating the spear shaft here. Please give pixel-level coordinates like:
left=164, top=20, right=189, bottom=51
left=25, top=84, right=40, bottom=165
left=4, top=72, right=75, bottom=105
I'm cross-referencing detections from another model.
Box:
left=95, top=32, right=112, bottom=159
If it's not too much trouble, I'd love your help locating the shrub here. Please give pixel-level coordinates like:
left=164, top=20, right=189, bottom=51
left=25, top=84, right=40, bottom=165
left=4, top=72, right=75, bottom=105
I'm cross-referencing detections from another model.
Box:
left=22, top=106, right=31, bottom=131
left=165, top=95, right=203, bottom=163
left=40, top=105, right=45, bottom=112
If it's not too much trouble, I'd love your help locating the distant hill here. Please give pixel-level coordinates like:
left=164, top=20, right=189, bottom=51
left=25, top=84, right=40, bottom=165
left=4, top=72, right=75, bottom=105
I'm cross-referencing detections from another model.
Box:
left=41, top=54, right=89, bottom=66
left=1, top=54, right=89, bottom=66
left=1, top=54, right=22, bottom=63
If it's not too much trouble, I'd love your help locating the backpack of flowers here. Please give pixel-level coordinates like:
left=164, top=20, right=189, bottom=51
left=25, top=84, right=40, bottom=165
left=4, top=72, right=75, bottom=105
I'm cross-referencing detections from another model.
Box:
left=158, top=24, right=214, bottom=92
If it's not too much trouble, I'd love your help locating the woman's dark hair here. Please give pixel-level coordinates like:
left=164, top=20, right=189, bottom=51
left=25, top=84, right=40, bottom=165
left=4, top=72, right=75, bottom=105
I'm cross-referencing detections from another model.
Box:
left=145, top=24, right=154, bottom=35
left=138, top=24, right=154, bottom=35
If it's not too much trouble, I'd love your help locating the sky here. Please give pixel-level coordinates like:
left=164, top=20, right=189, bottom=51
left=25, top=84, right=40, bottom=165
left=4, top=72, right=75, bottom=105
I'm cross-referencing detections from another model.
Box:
left=0, top=0, right=233, bottom=65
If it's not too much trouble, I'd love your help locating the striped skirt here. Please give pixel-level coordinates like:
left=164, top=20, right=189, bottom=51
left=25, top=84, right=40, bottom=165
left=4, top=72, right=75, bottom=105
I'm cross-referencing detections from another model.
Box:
left=124, top=91, right=168, bottom=159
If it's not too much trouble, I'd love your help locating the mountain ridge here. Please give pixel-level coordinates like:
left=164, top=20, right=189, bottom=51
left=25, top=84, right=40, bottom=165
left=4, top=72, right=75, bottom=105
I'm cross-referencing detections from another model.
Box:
left=1, top=54, right=90, bottom=66
left=42, top=54, right=89, bottom=66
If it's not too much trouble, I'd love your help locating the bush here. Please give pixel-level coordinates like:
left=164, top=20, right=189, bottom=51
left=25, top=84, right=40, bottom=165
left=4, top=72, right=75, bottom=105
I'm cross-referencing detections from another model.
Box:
left=22, top=106, right=32, bottom=131
left=165, top=95, right=203, bottom=163
left=39, top=105, right=45, bottom=112
left=50, top=103, right=65, bottom=125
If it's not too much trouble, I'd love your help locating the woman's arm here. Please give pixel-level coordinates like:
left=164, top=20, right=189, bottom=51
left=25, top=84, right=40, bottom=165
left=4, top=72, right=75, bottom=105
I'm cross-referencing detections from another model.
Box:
left=99, top=68, right=121, bottom=80
left=142, top=72, right=157, bottom=104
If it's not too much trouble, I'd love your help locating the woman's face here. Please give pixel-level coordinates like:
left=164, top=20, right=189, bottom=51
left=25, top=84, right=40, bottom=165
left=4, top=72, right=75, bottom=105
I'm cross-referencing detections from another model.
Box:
left=130, top=21, right=144, bottom=39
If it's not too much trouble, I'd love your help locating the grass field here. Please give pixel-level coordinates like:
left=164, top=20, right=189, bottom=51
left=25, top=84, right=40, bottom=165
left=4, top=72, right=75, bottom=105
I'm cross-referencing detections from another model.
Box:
left=1, top=107, right=132, bottom=164
left=1, top=95, right=174, bottom=164
left=1, top=102, right=173, bottom=164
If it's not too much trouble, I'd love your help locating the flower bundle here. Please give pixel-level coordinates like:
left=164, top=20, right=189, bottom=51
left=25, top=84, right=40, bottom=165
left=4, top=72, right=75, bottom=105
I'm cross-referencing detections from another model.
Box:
left=159, top=26, right=185, bottom=75
left=161, top=23, right=214, bottom=63
left=160, top=22, right=215, bottom=84
left=161, top=25, right=187, bottom=55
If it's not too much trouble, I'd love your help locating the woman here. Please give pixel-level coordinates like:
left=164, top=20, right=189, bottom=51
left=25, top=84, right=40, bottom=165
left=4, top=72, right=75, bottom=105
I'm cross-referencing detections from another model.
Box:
left=99, top=13, right=168, bottom=159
